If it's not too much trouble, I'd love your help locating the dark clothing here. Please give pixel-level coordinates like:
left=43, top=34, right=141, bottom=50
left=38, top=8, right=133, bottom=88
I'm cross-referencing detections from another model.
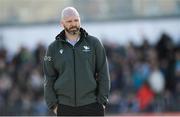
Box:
left=57, top=102, right=104, bottom=116
left=43, top=28, right=110, bottom=111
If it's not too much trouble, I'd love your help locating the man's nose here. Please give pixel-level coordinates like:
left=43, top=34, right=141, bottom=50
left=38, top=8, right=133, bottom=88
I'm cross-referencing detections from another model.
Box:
left=71, top=21, right=77, bottom=26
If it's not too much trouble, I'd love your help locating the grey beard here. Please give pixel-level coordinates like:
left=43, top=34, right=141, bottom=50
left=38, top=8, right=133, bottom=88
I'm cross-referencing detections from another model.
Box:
left=69, top=30, right=79, bottom=35
left=65, top=27, right=80, bottom=35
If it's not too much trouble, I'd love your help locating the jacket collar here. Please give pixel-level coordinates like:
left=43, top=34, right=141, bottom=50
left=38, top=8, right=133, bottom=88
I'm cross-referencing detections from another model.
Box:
left=55, top=27, right=88, bottom=41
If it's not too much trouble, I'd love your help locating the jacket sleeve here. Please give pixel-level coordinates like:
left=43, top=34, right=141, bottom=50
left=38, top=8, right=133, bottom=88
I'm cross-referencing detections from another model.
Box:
left=43, top=44, right=58, bottom=110
left=95, top=39, right=111, bottom=106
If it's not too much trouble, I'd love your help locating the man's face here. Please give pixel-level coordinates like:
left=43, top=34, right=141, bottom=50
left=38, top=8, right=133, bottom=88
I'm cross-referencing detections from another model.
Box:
left=61, top=16, right=81, bottom=35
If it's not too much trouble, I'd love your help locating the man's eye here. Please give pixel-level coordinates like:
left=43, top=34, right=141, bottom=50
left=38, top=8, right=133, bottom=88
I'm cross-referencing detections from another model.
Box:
left=74, top=19, right=79, bottom=22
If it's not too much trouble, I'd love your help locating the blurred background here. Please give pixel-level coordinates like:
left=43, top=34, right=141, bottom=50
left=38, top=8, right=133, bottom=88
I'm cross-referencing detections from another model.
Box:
left=0, top=0, right=180, bottom=116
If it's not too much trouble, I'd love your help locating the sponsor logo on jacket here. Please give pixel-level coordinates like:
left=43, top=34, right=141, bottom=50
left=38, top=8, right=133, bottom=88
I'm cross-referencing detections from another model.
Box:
left=82, top=46, right=91, bottom=52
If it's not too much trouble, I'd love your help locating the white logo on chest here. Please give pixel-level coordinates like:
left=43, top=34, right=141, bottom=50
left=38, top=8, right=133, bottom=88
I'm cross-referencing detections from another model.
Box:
left=59, top=49, right=63, bottom=54
left=83, top=46, right=90, bottom=52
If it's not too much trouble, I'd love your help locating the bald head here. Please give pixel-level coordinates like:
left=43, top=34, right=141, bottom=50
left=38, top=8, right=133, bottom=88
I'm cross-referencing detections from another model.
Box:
left=60, top=7, right=81, bottom=36
left=61, top=7, right=80, bottom=20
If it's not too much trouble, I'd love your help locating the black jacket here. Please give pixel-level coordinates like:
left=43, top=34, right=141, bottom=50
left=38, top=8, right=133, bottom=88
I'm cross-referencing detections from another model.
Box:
left=43, top=28, right=110, bottom=110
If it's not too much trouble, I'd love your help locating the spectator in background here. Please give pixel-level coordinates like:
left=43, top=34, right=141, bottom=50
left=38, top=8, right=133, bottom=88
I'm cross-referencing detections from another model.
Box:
left=156, top=33, right=176, bottom=93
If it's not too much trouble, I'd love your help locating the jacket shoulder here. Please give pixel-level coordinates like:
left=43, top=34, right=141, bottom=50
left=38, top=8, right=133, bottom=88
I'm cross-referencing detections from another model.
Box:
left=87, top=35, right=104, bottom=48
left=46, top=40, right=60, bottom=56
left=48, top=40, right=59, bottom=49
left=86, top=35, right=101, bottom=45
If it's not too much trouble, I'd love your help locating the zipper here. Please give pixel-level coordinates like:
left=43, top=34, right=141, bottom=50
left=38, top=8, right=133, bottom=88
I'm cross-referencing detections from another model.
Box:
left=66, top=41, right=79, bottom=106
left=72, top=46, right=77, bottom=106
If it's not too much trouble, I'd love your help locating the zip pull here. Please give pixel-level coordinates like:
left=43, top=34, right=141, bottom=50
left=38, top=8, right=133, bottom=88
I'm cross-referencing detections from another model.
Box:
left=73, top=45, right=76, bottom=50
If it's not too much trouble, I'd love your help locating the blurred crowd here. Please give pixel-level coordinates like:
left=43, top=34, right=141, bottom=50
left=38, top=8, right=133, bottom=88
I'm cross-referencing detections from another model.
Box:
left=0, top=43, right=47, bottom=115
left=105, top=33, right=180, bottom=114
left=0, top=33, right=179, bottom=115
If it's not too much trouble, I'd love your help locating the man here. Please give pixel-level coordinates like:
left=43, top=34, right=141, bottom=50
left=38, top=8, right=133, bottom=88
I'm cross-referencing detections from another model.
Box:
left=43, top=7, right=110, bottom=116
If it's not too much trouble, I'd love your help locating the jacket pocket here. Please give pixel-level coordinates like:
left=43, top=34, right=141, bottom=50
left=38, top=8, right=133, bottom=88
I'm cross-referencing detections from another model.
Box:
left=54, top=74, right=72, bottom=94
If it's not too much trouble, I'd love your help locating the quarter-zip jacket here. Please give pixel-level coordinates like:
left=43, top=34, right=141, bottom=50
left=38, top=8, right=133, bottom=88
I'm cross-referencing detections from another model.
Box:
left=43, top=28, right=110, bottom=110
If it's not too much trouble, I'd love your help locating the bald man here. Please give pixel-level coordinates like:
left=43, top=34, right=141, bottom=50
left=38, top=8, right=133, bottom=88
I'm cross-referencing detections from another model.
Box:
left=43, top=7, right=110, bottom=116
